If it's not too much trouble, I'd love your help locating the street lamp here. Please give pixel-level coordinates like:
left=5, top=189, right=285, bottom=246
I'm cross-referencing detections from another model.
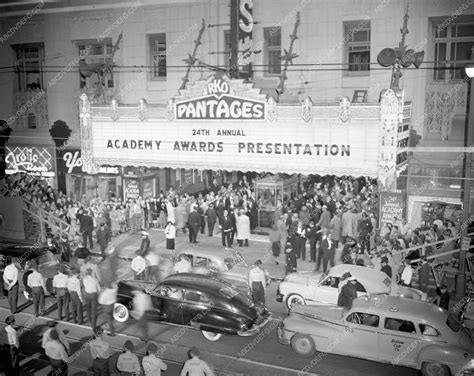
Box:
left=456, top=51, right=474, bottom=299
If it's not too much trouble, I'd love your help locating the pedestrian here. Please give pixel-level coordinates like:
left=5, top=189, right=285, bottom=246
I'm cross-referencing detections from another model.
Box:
left=27, top=263, right=46, bottom=317
left=180, top=346, right=215, bottom=376
left=248, top=260, right=267, bottom=306
left=338, top=272, right=352, bottom=294
left=337, top=276, right=358, bottom=310
left=80, top=209, right=95, bottom=250
left=53, top=265, right=70, bottom=321
left=59, top=235, right=72, bottom=262
left=417, top=256, right=430, bottom=294
left=131, top=250, right=147, bottom=280
left=4, top=315, right=19, bottom=376
left=89, top=326, right=111, bottom=376
left=434, top=284, right=450, bottom=311
left=44, top=329, right=69, bottom=376
left=380, top=257, right=392, bottom=278
left=321, top=231, right=336, bottom=273
left=399, top=259, right=413, bottom=287
left=116, top=340, right=141, bottom=376
left=220, top=209, right=232, bottom=247
left=41, top=321, right=70, bottom=356
left=67, top=268, right=84, bottom=325
left=236, top=209, right=250, bottom=247
left=285, top=242, right=297, bottom=274
left=269, top=225, right=281, bottom=265
left=98, top=282, right=117, bottom=336
left=165, top=221, right=176, bottom=250
left=306, top=221, right=318, bottom=263
left=131, top=289, right=152, bottom=342
left=229, top=208, right=237, bottom=246
left=82, top=268, right=101, bottom=328
left=3, top=258, right=18, bottom=314
left=206, top=203, right=217, bottom=237
left=295, top=220, right=306, bottom=260
left=140, top=231, right=151, bottom=254
left=142, top=342, right=168, bottom=376
left=75, top=240, right=90, bottom=267
left=96, top=223, right=111, bottom=258
left=80, top=255, right=102, bottom=283
left=187, top=207, right=200, bottom=244
left=144, top=249, right=161, bottom=281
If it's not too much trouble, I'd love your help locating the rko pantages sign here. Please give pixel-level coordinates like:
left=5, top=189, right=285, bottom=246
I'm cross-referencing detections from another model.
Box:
left=175, top=74, right=265, bottom=120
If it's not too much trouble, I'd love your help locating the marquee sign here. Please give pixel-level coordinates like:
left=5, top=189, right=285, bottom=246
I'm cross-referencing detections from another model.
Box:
left=175, top=74, right=265, bottom=120
left=59, top=149, right=119, bottom=175
left=5, top=146, right=54, bottom=176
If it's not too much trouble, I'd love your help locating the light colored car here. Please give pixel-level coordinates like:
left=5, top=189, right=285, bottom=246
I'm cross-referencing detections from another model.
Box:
left=176, top=247, right=251, bottom=292
left=278, top=295, right=474, bottom=376
left=277, top=264, right=427, bottom=309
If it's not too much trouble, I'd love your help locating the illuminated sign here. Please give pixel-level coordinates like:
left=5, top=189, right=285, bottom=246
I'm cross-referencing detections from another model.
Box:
left=61, top=150, right=119, bottom=175
left=175, top=75, right=265, bottom=120
left=6, top=146, right=54, bottom=176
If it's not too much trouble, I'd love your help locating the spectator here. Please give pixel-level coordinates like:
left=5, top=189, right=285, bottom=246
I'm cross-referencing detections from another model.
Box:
left=98, top=282, right=118, bottom=336
left=3, top=258, right=18, bottom=314
left=321, top=231, right=336, bottom=273
left=142, top=343, right=168, bottom=376
left=236, top=208, right=250, bottom=247
left=131, top=250, right=147, bottom=280
left=269, top=225, right=281, bottom=265
left=117, top=340, right=140, bottom=376
left=248, top=260, right=267, bottom=306
left=285, top=242, right=297, bottom=274
left=399, top=260, right=414, bottom=287
left=380, top=257, right=392, bottom=278
left=140, top=231, right=151, bottom=254
left=131, top=290, right=152, bottom=342
left=337, top=276, right=358, bottom=310
left=80, top=209, right=95, bottom=250
left=82, top=268, right=101, bottom=328
left=41, top=321, right=70, bottom=355
left=165, top=221, right=176, bottom=250
left=205, top=203, right=217, bottom=237
left=96, top=223, right=111, bottom=258
left=4, top=315, right=19, bottom=376
left=180, top=346, right=215, bottom=376
left=53, top=265, right=70, bottom=321
left=44, top=329, right=68, bottom=376
left=27, top=263, right=46, bottom=317
left=67, top=268, right=83, bottom=325
left=90, top=327, right=111, bottom=376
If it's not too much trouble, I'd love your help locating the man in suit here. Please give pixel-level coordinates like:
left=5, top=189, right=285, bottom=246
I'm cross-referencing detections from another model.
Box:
left=80, top=210, right=95, bottom=250
left=321, top=231, right=336, bottom=273
left=220, top=210, right=232, bottom=247
left=206, top=203, right=217, bottom=237
left=187, top=207, right=200, bottom=244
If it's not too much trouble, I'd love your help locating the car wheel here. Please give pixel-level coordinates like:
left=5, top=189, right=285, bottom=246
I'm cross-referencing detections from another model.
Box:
left=201, top=330, right=223, bottom=342
left=291, top=333, right=316, bottom=356
left=113, top=303, right=130, bottom=323
left=286, top=294, right=305, bottom=310
left=421, top=362, right=451, bottom=376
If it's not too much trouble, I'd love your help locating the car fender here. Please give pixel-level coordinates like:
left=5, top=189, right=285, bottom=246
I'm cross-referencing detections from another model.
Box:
left=283, top=314, right=341, bottom=340
left=279, top=281, right=310, bottom=299
left=416, top=344, right=470, bottom=373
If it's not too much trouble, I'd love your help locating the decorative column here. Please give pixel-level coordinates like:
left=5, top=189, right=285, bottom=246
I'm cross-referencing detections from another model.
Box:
left=79, top=93, right=98, bottom=175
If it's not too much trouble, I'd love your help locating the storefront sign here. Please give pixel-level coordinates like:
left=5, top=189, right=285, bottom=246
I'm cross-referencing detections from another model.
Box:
left=124, top=178, right=139, bottom=200
left=175, top=75, right=265, bottom=120
left=379, top=192, right=405, bottom=227
left=61, top=149, right=119, bottom=175
left=5, top=146, right=54, bottom=177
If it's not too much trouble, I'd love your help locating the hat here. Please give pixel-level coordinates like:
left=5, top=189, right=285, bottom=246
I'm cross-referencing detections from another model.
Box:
left=147, top=343, right=158, bottom=353
left=381, top=257, right=389, bottom=264
left=254, top=259, right=262, bottom=266
left=348, top=276, right=357, bottom=281
left=5, top=315, right=15, bottom=325
left=189, top=346, right=200, bottom=356
left=341, top=272, right=351, bottom=280
left=48, top=321, right=58, bottom=328
left=142, top=231, right=149, bottom=236
left=124, top=340, right=134, bottom=351
left=50, top=329, right=59, bottom=340
left=322, top=205, right=328, bottom=209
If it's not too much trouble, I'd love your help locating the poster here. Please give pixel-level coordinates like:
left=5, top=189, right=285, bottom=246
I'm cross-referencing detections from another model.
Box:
left=124, top=178, right=139, bottom=201
left=379, top=192, right=405, bottom=227
left=143, top=179, right=154, bottom=199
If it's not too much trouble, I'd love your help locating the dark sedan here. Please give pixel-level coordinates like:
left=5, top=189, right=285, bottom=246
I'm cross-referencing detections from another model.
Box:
left=113, top=273, right=272, bottom=341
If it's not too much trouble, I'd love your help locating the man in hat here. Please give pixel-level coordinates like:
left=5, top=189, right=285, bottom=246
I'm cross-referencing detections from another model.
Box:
left=337, top=276, right=358, bottom=310
left=187, top=207, right=200, bottom=244
left=41, top=321, right=70, bottom=355
left=89, top=326, right=111, bottom=375
left=53, top=265, right=70, bottom=320
left=357, top=212, right=373, bottom=253
left=316, top=205, right=331, bottom=232
left=27, top=263, right=46, bottom=317
left=59, top=234, right=72, bottom=262
left=3, top=258, right=18, bottom=313
left=142, top=342, right=168, bottom=376
left=140, top=231, right=151, bottom=254
left=44, top=329, right=68, bottom=375
left=205, top=203, right=217, bottom=237
left=380, top=257, right=392, bottom=278
left=321, top=231, right=336, bottom=273
left=248, top=260, right=267, bottom=306
left=80, top=209, right=95, bottom=250
left=285, top=242, right=297, bottom=274
left=131, top=250, right=147, bottom=280
left=338, top=272, right=352, bottom=294
left=220, top=209, right=233, bottom=248
left=180, top=346, right=215, bottom=376
left=4, top=315, right=20, bottom=375
left=96, top=222, right=111, bottom=258
left=117, top=340, right=140, bottom=375
left=417, top=256, right=430, bottom=294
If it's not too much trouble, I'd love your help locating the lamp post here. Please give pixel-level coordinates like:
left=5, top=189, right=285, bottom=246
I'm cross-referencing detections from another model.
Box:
left=457, top=48, right=474, bottom=299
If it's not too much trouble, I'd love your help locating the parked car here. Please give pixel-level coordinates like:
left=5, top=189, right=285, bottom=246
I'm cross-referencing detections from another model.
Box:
left=176, top=247, right=252, bottom=292
left=278, top=295, right=474, bottom=376
left=0, top=244, right=70, bottom=299
left=277, top=264, right=427, bottom=309
left=113, top=272, right=272, bottom=341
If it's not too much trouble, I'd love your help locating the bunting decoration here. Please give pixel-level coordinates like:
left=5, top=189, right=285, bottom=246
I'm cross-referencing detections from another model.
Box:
left=277, top=11, right=300, bottom=94
left=179, top=19, right=206, bottom=91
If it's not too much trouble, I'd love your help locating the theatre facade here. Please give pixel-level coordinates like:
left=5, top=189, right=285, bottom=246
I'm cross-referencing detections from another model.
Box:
left=80, top=73, right=408, bottom=204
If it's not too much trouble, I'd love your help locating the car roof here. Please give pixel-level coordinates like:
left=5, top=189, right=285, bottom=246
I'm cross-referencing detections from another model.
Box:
left=328, top=264, right=392, bottom=292
left=162, top=272, right=236, bottom=292
left=178, top=247, right=240, bottom=260
left=0, top=245, right=52, bottom=262
left=352, top=295, right=447, bottom=323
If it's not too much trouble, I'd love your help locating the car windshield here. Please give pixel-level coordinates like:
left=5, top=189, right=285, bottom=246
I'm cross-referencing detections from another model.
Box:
left=36, top=251, right=58, bottom=266
left=446, top=314, right=462, bottom=332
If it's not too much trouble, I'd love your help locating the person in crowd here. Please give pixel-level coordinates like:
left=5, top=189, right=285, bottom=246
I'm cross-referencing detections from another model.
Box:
left=180, top=346, right=215, bottom=376
left=380, top=257, right=392, bottom=278
left=337, top=276, right=358, bottom=310
left=187, top=206, right=200, bottom=244
left=248, top=260, right=267, bottom=306
left=140, top=231, right=151, bottom=254
left=41, top=321, right=70, bottom=356
left=206, top=203, right=217, bottom=237
left=44, top=329, right=69, bottom=375
left=142, top=342, right=168, bottom=376
left=96, top=222, right=111, bottom=258
left=174, top=255, right=192, bottom=274
left=330, top=210, right=343, bottom=249
left=131, top=290, right=153, bottom=342
left=80, top=209, right=95, bottom=250
left=98, top=282, right=118, bottom=336
left=67, top=268, right=84, bottom=325
left=117, top=340, right=141, bottom=376
left=295, top=220, right=307, bottom=260
left=417, top=256, right=430, bottom=294
left=399, top=259, right=413, bottom=287
left=236, top=208, right=250, bottom=247
left=89, top=326, right=111, bottom=376
left=27, top=263, right=46, bottom=317
left=316, top=205, right=331, bottom=232
left=220, top=209, right=233, bottom=248
left=4, top=315, right=19, bottom=376
left=45, top=234, right=60, bottom=255
left=59, top=235, right=72, bottom=262
left=75, top=241, right=90, bottom=266
left=80, top=255, right=101, bottom=283
left=357, top=212, right=373, bottom=253
left=285, top=242, right=297, bottom=275
left=269, top=225, right=281, bottom=265
left=337, top=272, right=352, bottom=294
left=53, top=265, right=70, bottom=321
left=229, top=208, right=238, bottom=246
left=321, top=231, right=336, bottom=273
left=3, top=258, right=18, bottom=314
left=165, top=221, right=176, bottom=250
left=131, top=250, right=147, bottom=280
left=83, top=268, right=101, bottom=328
left=306, top=221, right=318, bottom=264
left=434, top=284, right=450, bottom=311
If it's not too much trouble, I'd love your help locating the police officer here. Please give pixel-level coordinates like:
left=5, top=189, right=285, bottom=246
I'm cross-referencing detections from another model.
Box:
left=67, top=268, right=83, bottom=325
left=27, top=263, right=46, bottom=317
left=248, top=260, right=267, bottom=306
left=53, top=265, right=70, bottom=320
left=180, top=346, right=215, bottom=376
left=131, top=250, right=147, bottom=280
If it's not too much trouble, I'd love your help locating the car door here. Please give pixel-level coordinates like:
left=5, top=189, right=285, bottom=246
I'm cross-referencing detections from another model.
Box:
left=181, top=288, right=213, bottom=327
left=378, top=316, right=420, bottom=367
left=313, top=275, right=339, bottom=305
left=151, top=285, right=185, bottom=325
left=341, top=311, right=382, bottom=360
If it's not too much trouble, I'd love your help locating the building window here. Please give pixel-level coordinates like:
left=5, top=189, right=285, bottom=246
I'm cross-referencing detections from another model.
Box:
left=150, top=33, right=167, bottom=79
left=14, top=43, right=44, bottom=91
left=224, top=30, right=232, bottom=69
left=344, top=21, right=371, bottom=74
left=433, top=21, right=474, bottom=81
left=78, top=40, right=114, bottom=89
left=264, top=27, right=281, bottom=75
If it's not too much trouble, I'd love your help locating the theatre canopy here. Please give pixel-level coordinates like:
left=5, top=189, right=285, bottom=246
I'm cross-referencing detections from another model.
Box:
left=80, top=73, right=400, bottom=180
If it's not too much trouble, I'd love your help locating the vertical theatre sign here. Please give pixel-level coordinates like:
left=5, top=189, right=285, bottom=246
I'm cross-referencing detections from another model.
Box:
left=231, top=0, right=255, bottom=78
left=379, top=191, right=405, bottom=227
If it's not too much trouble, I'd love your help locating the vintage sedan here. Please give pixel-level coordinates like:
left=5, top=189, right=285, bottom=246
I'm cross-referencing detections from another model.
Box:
left=176, top=247, right=252, bottom=292
left=278, top=295, right=474, bottom=376
left=113, top=272, right=272, bottom=341
left=277, top=264, right=427, bottom=309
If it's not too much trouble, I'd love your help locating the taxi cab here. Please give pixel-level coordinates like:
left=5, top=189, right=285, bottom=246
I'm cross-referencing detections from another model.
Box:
left=278, top=295, right=473, bottom=376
